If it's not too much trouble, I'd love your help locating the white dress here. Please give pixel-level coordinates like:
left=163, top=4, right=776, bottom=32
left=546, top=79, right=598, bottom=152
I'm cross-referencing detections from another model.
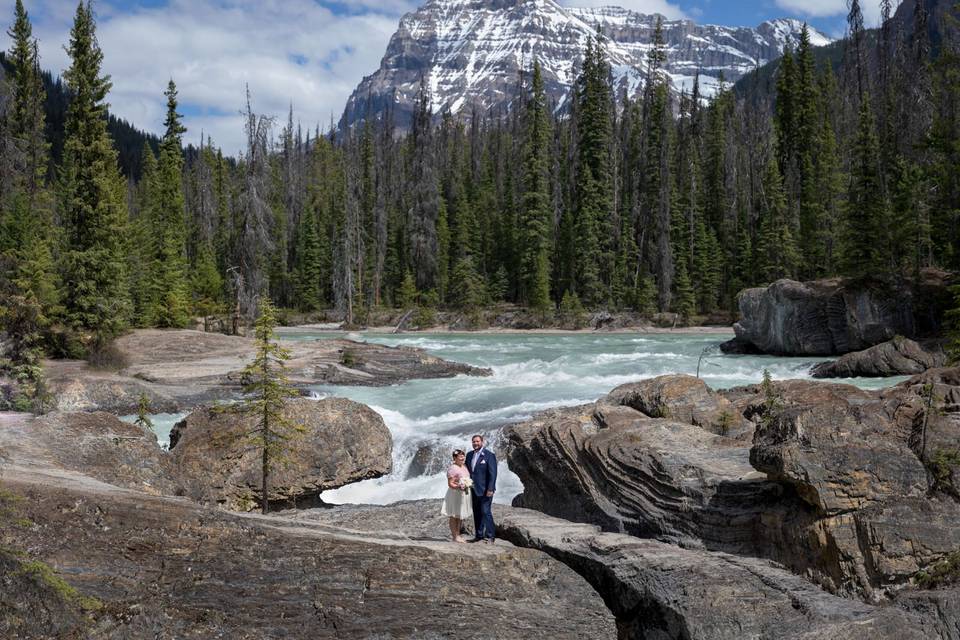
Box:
left=440, top=465, right=473, bottom=519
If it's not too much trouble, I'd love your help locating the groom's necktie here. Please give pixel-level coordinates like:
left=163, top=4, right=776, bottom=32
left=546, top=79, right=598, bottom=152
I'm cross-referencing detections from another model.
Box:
left=471, top=450, right=480, bottom=472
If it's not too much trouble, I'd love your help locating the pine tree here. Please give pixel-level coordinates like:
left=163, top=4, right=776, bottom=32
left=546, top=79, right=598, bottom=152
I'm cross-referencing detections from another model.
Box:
left=672, top=260, right=696, bottom=323
left=641, top=17, right=674, bottom=312
left=573, top=35, right=614, bottom=306
left=408, top=87, right=440, bottom=291
left=843, top=94, right=890, bottom=278
left=794, top=25, right=827, bottom=278
left=1, top=0, right=60, bottom=329
left=519, top=61, right=553, bottom=315
left=129, top=147, right=158, bottom=321
left=294, top=211, right=322, bottom=311
left=145, top=80, right=190, bottom=327
left=756, top=154, right=799, bottom=282
left=436, top=197, right=450, bottom=303
left=59, top=1, right=131, bottom=343
left=397, top=271, right=418, bottom=309
left=238, top=298, right=305, bottom=514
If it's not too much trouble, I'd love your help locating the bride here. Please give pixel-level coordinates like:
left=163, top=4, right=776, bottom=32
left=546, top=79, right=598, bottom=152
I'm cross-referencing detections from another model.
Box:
left=440, top=449, right=473, bottom=542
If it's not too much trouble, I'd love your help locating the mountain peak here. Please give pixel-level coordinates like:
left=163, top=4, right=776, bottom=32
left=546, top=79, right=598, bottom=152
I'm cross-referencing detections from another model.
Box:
left=340, top=0, right=832, bottom=129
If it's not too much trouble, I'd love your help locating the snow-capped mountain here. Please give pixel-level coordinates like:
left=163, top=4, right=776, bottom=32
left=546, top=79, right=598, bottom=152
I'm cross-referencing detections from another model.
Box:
left=341, top=0, right=832, bottom=129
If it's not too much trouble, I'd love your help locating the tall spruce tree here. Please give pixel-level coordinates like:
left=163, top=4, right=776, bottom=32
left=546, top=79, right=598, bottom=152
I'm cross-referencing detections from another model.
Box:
left=572, top=35, right=614, bottom=306
left=843, top=94, right=890, bottom=278
left=59, top=1, right=131, bottom=344
left=2, top=0, right=59, bottom=319
left=519, top=60, right=553, bottom=315
left=238, top=298, right=305, bottom=514
left=144, top=80, right=190, bottom=327
left=641, top=17, right=674, bottom=311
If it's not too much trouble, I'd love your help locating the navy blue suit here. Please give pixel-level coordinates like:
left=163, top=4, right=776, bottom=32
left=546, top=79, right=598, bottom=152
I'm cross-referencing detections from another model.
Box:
left=466, top=447, right=497, bottom=540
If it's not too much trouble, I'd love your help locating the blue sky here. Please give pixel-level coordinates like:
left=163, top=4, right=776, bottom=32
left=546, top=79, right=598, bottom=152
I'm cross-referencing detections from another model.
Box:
left=0, top=0, right=885, bottom=154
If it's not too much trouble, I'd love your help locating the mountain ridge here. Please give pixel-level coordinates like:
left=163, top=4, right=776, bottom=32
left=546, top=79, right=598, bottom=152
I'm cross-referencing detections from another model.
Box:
left=340, top=0, right=832, bottom=130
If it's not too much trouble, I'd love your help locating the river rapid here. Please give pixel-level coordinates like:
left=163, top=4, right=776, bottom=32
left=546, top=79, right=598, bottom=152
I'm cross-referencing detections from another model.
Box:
left=261, top=330, right=904, bottom=507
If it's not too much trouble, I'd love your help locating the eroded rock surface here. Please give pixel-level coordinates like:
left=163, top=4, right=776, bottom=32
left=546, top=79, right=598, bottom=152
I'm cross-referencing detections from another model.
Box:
left=0, top=471, right=615, bottom=639
left=0, top=411, right=177, bottom=495
left=508, top=373, right=960, bottom=603
left=498, top=508, right=934, bottom=640
left=722, top=272, right=950, bottom=356
left=601, top=374, right=752, bottom=438
left=171, top=397, right=392, bottom=510
left=811, top=337, right=946, bottom=378
left=45, top=329, right=490, bottom=413
left=505, top=396, right=780, bottom=550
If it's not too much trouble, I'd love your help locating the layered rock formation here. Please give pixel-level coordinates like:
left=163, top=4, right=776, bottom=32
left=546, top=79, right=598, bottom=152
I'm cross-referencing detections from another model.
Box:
left=721, top=272, right=951, bottom=356
left=170, top=397, right=392, bottom=510
left=499, top=508, right=934, bottom=640
left=811, top=337, right=946, bottom=378
left=0, top=410, right=177, bottom=494
left=506, top=376, right=780, bottom=549
left=506, top=372, right=960, bottom=606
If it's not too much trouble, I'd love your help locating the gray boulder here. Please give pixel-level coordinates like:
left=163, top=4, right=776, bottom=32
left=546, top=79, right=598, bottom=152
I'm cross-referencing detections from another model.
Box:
left=171, top=397, right=392, bottom=510
left=811, top=336, right=946, bottom=378
left=722, top=273, right=950, bottom=356
left=602, top=374, right=752, bottom=438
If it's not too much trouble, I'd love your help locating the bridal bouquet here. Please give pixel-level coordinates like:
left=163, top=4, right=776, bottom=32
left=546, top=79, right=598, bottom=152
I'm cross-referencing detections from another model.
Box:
left=459, top=477, right=474, bottom=493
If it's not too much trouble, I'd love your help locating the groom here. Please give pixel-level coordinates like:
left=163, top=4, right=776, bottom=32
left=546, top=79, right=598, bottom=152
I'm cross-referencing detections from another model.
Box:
left=466, top=434, right=497, bottom=543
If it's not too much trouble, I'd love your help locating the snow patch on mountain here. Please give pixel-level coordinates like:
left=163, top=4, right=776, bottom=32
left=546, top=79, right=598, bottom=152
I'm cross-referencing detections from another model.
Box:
left=341, top=0, right=832, bottom=129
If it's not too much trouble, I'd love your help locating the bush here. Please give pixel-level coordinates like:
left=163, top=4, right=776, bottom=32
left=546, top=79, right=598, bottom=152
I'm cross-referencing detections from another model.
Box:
left=559, top=291, right=586, bottom=329
left=86, top=335, right=129, bottom=371
left=340, top=348, right=360, bottom=367
left=915, top=550, right=960, bottom=589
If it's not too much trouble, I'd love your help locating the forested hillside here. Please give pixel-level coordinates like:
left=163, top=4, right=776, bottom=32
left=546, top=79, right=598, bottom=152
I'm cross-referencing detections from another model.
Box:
left=0, top=52, right=159, bottom=179
left=1, top=0, right=959, bottom=410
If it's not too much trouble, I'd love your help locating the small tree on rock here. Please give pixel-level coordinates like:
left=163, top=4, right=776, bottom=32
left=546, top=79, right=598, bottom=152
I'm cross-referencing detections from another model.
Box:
left=239, top=298, right=305, bottom=513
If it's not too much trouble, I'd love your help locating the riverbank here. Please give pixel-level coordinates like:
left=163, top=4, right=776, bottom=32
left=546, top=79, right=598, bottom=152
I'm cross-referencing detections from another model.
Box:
left=41, top=329, right=490, bottom=414
left=291, top=324, right=735, bottom=335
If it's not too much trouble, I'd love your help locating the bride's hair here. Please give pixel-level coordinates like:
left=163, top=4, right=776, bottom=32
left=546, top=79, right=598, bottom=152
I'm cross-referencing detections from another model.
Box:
left=452, top=449, right=465, bottom=458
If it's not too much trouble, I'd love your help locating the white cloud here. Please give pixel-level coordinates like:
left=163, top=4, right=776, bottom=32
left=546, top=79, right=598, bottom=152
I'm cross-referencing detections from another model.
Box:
left=558, top=0, right=687, bottom=20
left=0, top=0, right=418, bottom=155
left=773, top=0, right=887, bottom=26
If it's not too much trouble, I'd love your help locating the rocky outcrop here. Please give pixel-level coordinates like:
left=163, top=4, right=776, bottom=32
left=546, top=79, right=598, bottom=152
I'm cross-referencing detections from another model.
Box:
left=896, top=589, right=960, bottom=640
left=306, top=338, right=490, bottom=386
left=0, top=471, right=616, bottom=639
left=0, top=411, right=177, bottom=495
left=405, top=442, right=450, bottom=479
left=601, top=374, right=752, bottom=438
left=498, top=508, right=933, bottom=640
left=750, top=392, right=929, bottom=514
left=170, top=397, right=392, bottom=510
left=505, top=393, right=780, bottom=550
left=811, top=337, right=946, bottom=378
left=882, top=368, right=960, bottom=499
left=44, top=329, right=490, bottom=413
left=743, top=378, right=960, bottom=599
left=0, top=548, right=95, bottom=639
left=508, top=373, right=960, bottom=604
left=722, top=272, right=951, bottom=356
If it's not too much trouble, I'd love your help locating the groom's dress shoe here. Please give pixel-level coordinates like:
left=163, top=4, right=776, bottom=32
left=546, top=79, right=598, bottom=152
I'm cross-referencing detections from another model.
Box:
left=467, top=538, right=482, bottom=543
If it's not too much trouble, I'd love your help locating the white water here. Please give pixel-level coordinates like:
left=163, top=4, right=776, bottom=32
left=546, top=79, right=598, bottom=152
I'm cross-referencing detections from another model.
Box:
left=119, top=412, right=188, bottom=449
left=270, top=330, right=907, bottom=507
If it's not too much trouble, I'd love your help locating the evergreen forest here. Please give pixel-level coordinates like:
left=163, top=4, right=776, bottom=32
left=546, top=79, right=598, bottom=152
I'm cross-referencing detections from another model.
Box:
left=1, top=0, right=959, bottom=380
